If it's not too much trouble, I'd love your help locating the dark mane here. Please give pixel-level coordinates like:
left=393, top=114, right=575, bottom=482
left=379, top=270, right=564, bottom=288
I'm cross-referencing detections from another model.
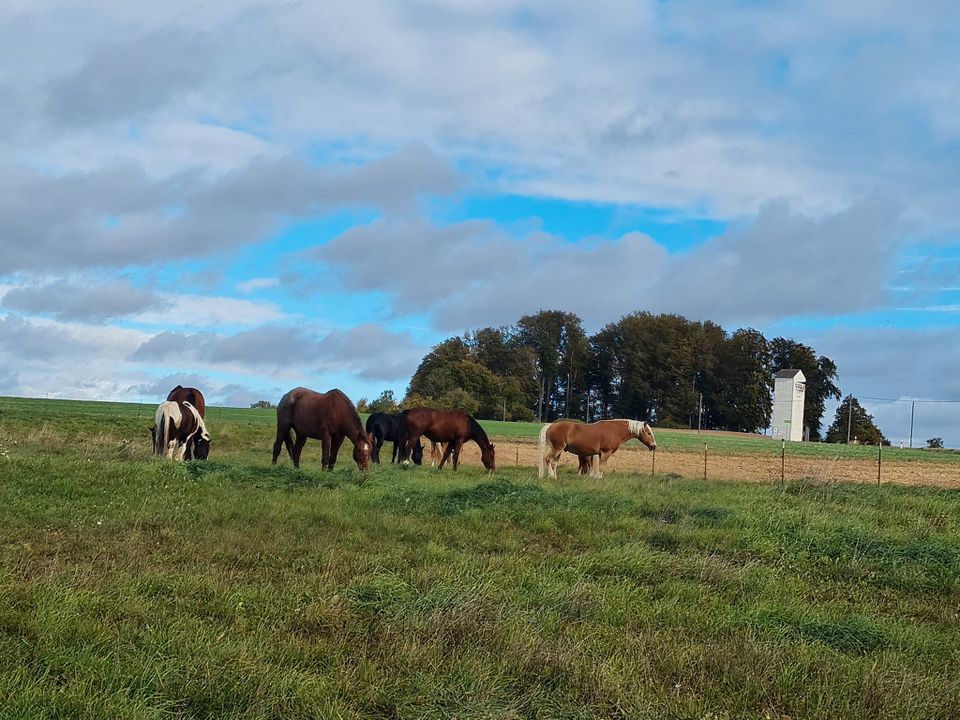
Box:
left=329, top=388, right=365, bottom=439
left=468, top=416, right=491, bottom=449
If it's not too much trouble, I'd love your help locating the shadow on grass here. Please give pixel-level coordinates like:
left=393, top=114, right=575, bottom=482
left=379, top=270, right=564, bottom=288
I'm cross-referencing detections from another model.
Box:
left=751, top=609, right=890, bottom=654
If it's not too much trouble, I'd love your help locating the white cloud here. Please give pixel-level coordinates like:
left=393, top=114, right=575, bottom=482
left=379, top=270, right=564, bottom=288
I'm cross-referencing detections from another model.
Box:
left=236, top=277, right=280, bottom=294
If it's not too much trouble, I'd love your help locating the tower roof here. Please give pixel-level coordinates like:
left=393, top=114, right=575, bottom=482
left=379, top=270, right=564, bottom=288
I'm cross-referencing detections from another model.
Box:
left=775, top=369, right=805, bottom=379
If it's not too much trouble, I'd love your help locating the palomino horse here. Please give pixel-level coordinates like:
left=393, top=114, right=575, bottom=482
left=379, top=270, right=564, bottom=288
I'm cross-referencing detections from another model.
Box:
left=538, top=419, right=656, bottom=479
left=153, top=400, right=210, bottom=461
left=397, top=407, right=495, bottom=471
left=167, top=385, right=206, bottom=418
left=272, top=387, right=372, bottom=470
left=365, top=411, right=424, bottom=464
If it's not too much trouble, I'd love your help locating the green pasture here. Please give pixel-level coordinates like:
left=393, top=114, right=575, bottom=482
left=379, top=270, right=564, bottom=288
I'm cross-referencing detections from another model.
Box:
left=1, top=396, right=959, bottom=718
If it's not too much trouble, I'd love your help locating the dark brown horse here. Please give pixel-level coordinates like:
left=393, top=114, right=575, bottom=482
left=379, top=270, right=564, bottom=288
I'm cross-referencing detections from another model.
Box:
left=539, top=419, right=656, bottom=479
left=272, top=387, right=372, bottom=470
left=167, top=385, right=206, bottom=418
left=397, top=407, right=495, bottom=471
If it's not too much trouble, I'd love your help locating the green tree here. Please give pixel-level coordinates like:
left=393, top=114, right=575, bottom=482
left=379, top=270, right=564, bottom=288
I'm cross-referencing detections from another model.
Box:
left=926, top=437, right=944, bottom=449
left=367, top=390, right=399, bottom=414
left=514, top=310, right=589, bottom=421
left=825, top=396, right=888, bottom=444
left=714, top=329, right=773, bottom=432
left=770, top=338, right=841, bottom=440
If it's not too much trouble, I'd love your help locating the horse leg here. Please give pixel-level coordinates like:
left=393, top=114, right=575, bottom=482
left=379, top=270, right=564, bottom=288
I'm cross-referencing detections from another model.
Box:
left=329, top=435, right=344, bottom=470
left=437, top=442, right=455, bottom=470
left=548, top=447, right=562, bottom=480
left=320, top=432, right=332, bottom=471
left=451, top=439, right=465, bottom=470
left=391, top=439, right=398, bottom=464
left=597, top=449, right=616, bottom=478
left=371, top=434, right=381, bottom=464
left=291, top=432, right=307, bottom=469
left=272, top=425, right=290, bottom=465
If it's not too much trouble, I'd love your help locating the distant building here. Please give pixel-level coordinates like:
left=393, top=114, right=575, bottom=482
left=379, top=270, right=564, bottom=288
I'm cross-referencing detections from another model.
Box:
left=771, top=369, right=806, bottom=442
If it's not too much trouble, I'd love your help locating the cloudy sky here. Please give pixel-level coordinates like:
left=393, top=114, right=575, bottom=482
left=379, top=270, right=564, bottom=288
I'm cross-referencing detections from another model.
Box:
left=2, top=1, right=959, bottom=444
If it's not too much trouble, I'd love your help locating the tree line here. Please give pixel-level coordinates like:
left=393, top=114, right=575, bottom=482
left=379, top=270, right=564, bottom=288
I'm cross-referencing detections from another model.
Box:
left=383, top=310, right=853, bottom=439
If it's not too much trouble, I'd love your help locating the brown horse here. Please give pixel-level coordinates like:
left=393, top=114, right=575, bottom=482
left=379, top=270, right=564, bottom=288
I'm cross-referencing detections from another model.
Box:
left=539, top=419, right=656, bottom=479
left=167, top=385, right=206, bottom=418
left=272, top=387, right=372, bottom=470
left=398, top=407, right=495, bottom=471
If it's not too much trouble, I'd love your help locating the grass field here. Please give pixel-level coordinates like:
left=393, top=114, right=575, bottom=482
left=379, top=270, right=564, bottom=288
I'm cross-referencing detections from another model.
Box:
left=2, top=397, right=960, bottom=718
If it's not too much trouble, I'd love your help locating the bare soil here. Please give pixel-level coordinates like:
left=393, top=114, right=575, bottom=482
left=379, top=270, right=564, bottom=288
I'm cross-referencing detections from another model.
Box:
left=443, top=439, right=960, bottom=488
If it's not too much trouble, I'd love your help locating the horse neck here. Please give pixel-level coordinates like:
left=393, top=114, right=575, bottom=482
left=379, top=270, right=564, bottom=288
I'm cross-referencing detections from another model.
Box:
left=616, top=420, right=638, bottom=442
left=623, top=419, right=646, bottom=441
left=468, top=418, right=491, bottom=449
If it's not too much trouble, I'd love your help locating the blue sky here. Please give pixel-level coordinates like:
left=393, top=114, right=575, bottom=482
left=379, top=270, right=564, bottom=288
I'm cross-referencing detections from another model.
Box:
left=1, top=1, right=959, bottom=445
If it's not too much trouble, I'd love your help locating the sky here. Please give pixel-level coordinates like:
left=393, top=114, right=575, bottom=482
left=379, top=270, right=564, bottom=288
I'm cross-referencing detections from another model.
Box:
left=2, top=0, right=959, bottom=445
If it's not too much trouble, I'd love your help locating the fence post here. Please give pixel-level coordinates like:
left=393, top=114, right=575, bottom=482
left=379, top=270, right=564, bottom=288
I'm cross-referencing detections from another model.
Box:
left=781, top=439, right=785, bottom=485
left=516, top=446, right=519, bottom=467
left=877, top=443, right=882, bottom=485
left=703, top=443, right=708, bottom=481
left=651, top=446, right=656, bottom=477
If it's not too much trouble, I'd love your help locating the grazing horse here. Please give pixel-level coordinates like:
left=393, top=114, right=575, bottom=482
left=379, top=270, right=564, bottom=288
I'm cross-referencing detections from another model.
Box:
left=365, top=411, right=424, bottom=464
left=538, top=419, right=656, bottom=479
left=272, top=387, right=372, bottom=470
left=167, top=385, right=206, bottom=418
left=152, top=400, right=211, bottom=461
left=397, top=407, right=495, bottom=471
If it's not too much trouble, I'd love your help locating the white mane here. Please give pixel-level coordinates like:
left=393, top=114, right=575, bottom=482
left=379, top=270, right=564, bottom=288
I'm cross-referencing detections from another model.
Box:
left=626, top=419, right=646, bottom=437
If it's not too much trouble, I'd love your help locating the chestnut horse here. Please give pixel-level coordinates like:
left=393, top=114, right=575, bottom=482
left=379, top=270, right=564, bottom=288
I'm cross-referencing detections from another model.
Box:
left=167, top=385, right=206, bottom=418
left=272, top=387, right=372, bottom=470
left=397, top=407, right=495, bottom=471
left=538, top=419, right=656, bottom=479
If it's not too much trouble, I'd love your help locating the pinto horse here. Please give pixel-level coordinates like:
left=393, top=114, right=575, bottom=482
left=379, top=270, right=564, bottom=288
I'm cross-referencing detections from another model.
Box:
left=167, top=385, right=206, bottom=418
left=152, top=400, right=210, bottom=461
left=538, top=419, right=656, bottom=479
left=397, top=407, right=495, bottom=471
left=272, top=387, right=372, bottom=470
left=365, top=411, right=423, bottom=465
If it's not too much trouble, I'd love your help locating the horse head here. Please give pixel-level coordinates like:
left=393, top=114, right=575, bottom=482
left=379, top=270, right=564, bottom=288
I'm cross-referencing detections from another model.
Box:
left=353, top=432, right=373, bottom=470
left=638, top=421, right=657, bottom=451
left=481, top=443, right=496, bottom=471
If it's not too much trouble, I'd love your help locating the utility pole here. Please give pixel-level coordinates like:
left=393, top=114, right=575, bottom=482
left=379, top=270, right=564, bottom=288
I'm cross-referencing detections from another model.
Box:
left=502, top=396, right=506, bottom=422
left=846, top=397, right=852, bottom=444
left=909, top=400, right=915, bottom=449
left=697, top=393, right=703, bottom=434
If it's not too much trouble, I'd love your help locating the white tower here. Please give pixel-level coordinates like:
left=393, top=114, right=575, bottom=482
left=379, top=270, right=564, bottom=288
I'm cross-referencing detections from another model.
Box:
left=771, top=369, right=806, bottom=441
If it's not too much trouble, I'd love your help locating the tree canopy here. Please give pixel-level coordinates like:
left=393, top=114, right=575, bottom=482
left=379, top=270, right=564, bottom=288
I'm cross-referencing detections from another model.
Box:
left=825, top=395, right=888, bottom=445
left=405, top=309, right=843, bottom=435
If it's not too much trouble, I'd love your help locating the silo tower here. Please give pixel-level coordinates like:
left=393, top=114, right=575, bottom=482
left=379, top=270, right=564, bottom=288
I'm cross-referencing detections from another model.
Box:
left=771, top=369, right=806, bottom=442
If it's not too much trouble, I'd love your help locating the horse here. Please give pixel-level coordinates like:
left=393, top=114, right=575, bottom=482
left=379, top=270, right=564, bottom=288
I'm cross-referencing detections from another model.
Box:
left=538, top=419, right=656, bottom=479
left=272, top=387, right=372, bottom=470
left=167, top=385, right=206, bottom=418
left=152, top=400, right=210, bottom=461
left=397, top=407, right=495, bottom=471
left=365, top=411, right=424, bottom=464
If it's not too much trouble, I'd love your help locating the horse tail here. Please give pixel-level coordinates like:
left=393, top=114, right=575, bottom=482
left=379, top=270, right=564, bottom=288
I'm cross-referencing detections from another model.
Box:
left=537, top=423, right=550, bottom=479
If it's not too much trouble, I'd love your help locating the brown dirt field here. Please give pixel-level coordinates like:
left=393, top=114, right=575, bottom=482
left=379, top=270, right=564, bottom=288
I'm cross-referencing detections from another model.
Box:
left=440, top=439, right=960, bottom=489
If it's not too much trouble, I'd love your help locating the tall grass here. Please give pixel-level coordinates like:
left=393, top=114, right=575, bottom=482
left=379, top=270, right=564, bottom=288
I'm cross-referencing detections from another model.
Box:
left=1, top=397, right=959, bottom=718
